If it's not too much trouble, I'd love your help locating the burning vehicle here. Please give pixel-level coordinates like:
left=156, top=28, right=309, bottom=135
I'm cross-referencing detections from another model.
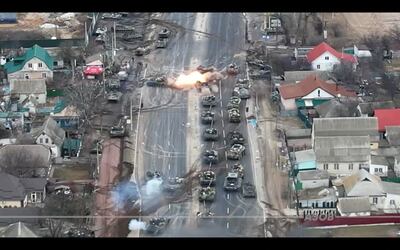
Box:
left=227, top=144, right=245, bottom=160
left=226, top=96, right=241, bottom=110
left=203, top=150, right=218, bottom=164
left=162, top=177, right=185, bottom=193
left=227, top=63, right=239, bottom=75
left=146, top=76, right=168, bottom=87
left=145, top=217, right=171, bottom=235
left=232, top=163, right=244, bottom=178
left=158, top=28, right=170, bottom=39
left=199, top=170, right=216, bottom=186
left=198, top=187, right=216, bottom=202
left=228, top=131, right=245, bottom=145
left=223, top=172, right=242, bottom=191
left=249, top=68, right=271, bottom=80
left=228, top=108, right=241, bottom=123
left=201, top=95, right=217, bottom=107
left=197, top=65, right=215, bottom=74
left=200, top=110, right=215, bottom=124
left=242, top=182, right=256, bottom=198
left=202, top=128, right=219, bottom=141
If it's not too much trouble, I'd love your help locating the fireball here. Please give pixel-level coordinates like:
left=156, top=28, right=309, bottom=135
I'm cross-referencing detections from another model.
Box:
left=174, top=71, right=207, bottom=88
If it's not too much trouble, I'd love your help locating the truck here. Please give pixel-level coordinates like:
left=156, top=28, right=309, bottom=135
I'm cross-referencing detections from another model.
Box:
left=109, top=126, right=126, bottom=138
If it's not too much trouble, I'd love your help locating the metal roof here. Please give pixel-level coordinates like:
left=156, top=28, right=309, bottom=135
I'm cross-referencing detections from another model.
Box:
left=342, top=169, right=384, bottom=196
left=315, top=97, right=360, bottom=118
left=31, top=117, right=65, bottom=147
left=10, top=79, right=46, bottom=95
left=294, top=149, right=316, bottom=163
left=0, top=172, right=25, bottom=200
left=297, top=169, right=329, bottom=181
left=19, top=178, right=47, bottom=193
left=313, top=117, right=379, bottom=139
left=371, top=155, right=389, bottom=166
left=358, top=101, right=395, bottom=115
left=298, top=187, right=337, bottom=201
left=338, top=197, right=371, bottom=213
left=285, top=129, right=311, bottom=139
left=381, top=181, right=400, bottom=195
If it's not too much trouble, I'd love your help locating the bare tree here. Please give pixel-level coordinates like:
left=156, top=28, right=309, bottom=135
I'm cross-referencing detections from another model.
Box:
left=332, top=60, right=358, bottom=85
left=382, top=74, right=399, bottom=100
left=0, top=149, right=48, bottom=177
left=64, top=79, right=104, bottom=130
left=389, top=24, right=400, bottom=44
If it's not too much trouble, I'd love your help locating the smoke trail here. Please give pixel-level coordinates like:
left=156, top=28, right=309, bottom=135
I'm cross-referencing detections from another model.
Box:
left=145, top=177, right=163, bottom=196
left=128, top=219, right=146, bottom=230
left=111, top=181, right=140, bottom=210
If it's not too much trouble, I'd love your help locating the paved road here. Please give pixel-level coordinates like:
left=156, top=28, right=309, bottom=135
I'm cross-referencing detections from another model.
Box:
left=136, top=13, right=264, bottom=237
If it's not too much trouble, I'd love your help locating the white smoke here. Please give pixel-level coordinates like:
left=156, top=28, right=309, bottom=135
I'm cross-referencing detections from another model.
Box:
left=129, top=219, right=146, bottom=230
left=145, top=177, right=163, bottom=196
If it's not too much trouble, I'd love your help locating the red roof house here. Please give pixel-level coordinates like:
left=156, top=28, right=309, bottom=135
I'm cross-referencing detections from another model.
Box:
left=374, top=108, right=400, bottom=132
left=306, top=42, right=357, bottom=71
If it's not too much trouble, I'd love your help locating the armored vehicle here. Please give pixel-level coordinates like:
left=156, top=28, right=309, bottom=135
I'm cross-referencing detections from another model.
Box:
left=223, top=172, right=242, bottom=191
left=203, top=128, right=219, bottom=141
left=145, top=217, right=171, bottom=235
left=197, top=65, right=215, bottom=74
left=227, top=144, right=245, bottom=160
left=109, top=126, right=125, bottom=137
left=226, top=96, right=241, bottom=109
left=232, top=163, right=244, bottom=178
left=201, top=95, right=217, bottom=107
left=242, top=182, right=256, bottom=198
left=162, top=177, right=184, bottom=193
left=198, top=187, right=216, bottom=202
left=199, top=170, right=216, bottom=186
left=203, top=150, right=218, bottom=164
left=200, top=111, right=215, bottom=124
left=227, top=63, right=239, bottom=75
left=228, top=108, right=241, bottom=123
left=228, top=131, right=245, bottom=145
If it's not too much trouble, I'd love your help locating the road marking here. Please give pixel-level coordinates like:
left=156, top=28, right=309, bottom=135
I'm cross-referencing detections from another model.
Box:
left=223, top=139, right=226, bottom=145
left=221, top=119, right=224, bottom=127
left=211, top=141, right=215, bottom=148
left=168, top=141, right=171, bottom=146
left=226, top=222, right=230, bottom=229
left=227, top=207, right=230, bottom=214
left=168, top=163, right=171, bottom=171
left=168, top=204, right=171, bottom=210
left=227, top=193, right=230, bottom=200
left=222, top=130, right=226, bottom=138
left=220, top=110, right=223, bottom=117
left=226, top=162, right=228, bottom=169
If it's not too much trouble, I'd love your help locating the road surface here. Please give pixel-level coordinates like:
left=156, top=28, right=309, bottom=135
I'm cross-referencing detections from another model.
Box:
left=135, top=13, right=264, bottom=237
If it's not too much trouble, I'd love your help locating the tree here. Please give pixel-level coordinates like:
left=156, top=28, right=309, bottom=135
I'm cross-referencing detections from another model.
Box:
left=332, top=60, right=358, bottom=85
left=64, top=79, right=104, bottom=130
left=0, top=148, right=49, bottom=178
left=389, top=24, right=400, bottom=44
left=382, top=74, right=398, bottom=100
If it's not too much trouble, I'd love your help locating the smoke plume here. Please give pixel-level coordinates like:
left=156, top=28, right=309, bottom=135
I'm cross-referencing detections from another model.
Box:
left=129, top=219, right=147, bottom=230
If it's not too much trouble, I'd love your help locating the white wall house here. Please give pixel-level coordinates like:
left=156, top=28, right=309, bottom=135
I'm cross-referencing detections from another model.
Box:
left=337, top=197, right=371, bottom=216
left=370, top=156, right=389, bottom=177
left=32, top=117, right=65, bottom=158
left=317, top=162, right=369, bottom=177
left=36, top=133, right=60, bottom=158
left=310, top=51, right=341, bottom=72
left=297, top=170, right=330, bottom=190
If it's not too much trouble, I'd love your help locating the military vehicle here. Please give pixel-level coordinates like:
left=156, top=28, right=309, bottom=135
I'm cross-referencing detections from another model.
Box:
left=228, top=108, right=241, bottom=123
left=227, top=144, right=245, bottom=160
left=156, top=38, right=168, bottom=48
left=227, top=63, right=239, bottom=75
left=198, top=187, right=216, bottom=202
left=200, top=111, right=215, bottom=124
left=203, top=150, right=218, bottom=164
left=107, top=91, right=122, bottom=102
left=196, top=210, right=215, bottom=225
left=145, top=171, right=161, bottom=181
left=228, top=131, right=245, bottom=145
left=202, top=128, right=219, bottom=141
left=197, top=65, right=215, bottom=74
left=201, top=95, right=217, bottom=107
left=109, top=126, right=125, bottom=137
left=158, top=28, right=170, bottom=39
left=90, top=139, right=102, bottom=154
left=223, top=172, right=242, bottom=191
left=145, top=217, right=171, bottom=235
left=162, top=177, right=184, bottom=193
left=233, top=86, right=250, bottom=99
left=146, top=76, right=168, bottom=87
left=232, top=163, right=244, bottom=178
left=226, top=96, right=241, bottom=109
left=199, top=170, right=216, bottom=186
left=242, top=182, right=256, bottom=198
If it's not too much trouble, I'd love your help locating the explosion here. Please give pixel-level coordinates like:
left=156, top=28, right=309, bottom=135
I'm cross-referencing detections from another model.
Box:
left=173, top=70, right=224, bottom=89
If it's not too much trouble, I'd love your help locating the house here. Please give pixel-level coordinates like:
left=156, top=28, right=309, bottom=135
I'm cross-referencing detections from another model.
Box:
left=385, top=126, right=400, bottom=146
left=374, top=109, right=400, bottom=135
left=10, top=79, right=47, bottom=104
left=337, top=197, right=371, bottom=216
left=306, top=42, right=358, bottom=72
left=312, top=117, right=380, bottom=149
left=31, top=117, right=66, bottom=158
left=283, top=70, right=329, bottom=83
left=358, top=101, right=395, bottom=117
left=50, top=105, right=80, bottom=130
left=343, top=44, right=372, bottom=58
left=0, top=144, right=52, bottom=178
left=0, top=172, right=46, bottom=208
left=315, top=97, right=360, bottom=118
left=278, top=74, right=356, bottom=111
left=380, top=181, right=400, bottom=213
left=370, top=155, right=389, bottom=177
left=285, top=129, right=312, bottom=152
left=291, top=149, right=316, bottom=175
left=297, top=187, right=338, bottom=215
left=296, top=169, right=330, bottom=190
left=4, top=44, right=54, bottom=83
left=314, top=136, right=371, bottom=176
left=62, top=138, right=82, bottom=157
left=0, top=222, right=38, bottom=237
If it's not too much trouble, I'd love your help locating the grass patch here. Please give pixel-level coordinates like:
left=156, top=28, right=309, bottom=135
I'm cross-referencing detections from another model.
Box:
left=53, top=166, right=90, bottom=180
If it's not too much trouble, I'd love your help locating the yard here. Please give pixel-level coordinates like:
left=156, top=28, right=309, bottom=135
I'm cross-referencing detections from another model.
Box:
left=52, top=166, right=91, bottom=180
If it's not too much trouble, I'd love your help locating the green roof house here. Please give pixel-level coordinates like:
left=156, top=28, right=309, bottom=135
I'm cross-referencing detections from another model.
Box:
left=4, top=45, right=54, bottom=84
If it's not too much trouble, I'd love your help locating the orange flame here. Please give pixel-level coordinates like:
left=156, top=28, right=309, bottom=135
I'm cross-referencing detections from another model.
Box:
left=172, top=71, right=224, bottom=89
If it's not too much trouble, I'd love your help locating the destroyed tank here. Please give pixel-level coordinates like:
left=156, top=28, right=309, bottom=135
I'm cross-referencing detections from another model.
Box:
left=199, top=170, right=216, bottom=186
left=202, top=128, right=219, bottom=141
left=232, top=163, right=244, bottom=178
left=145, top=217, right=171, bottom=235
left=227, top=63, right=239, bottom=75
left=228, top=108, right=241, bottom=123
left=242, top=182, right=256, bottom=198
left=200, top=111, right=215, bottom=124
left=198, top=187, right=216, bottom=202
left=201, top=95, right=217, bottom=107
left=223, top=172, right=242, bottom=191
left=202, top=150, right=218, bottom=164
left=228, top=131, right=245, bottom=145
left=227, top=144, right=246, bottom=160
left=146, top=76, right=168, bottom=87
left=226, top=96, right=241, bottom=110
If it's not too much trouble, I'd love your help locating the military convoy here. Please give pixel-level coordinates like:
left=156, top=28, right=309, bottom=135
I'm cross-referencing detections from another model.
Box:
left=162, top=177, right=185, bottom=193
left=223, top=172, right=242, bottom=191
left=199, top=171, right=216, bottom=186
left=232, top=163, right=244, bottom=178
left=226, top=96, right=241, bottom=110
left=228, top=108, right=241, bottom=123
left=202, top=128, right=219, bottom=141
left=198, top=187, right=216, bottom=202
left=242, top=182, right=256, bottom=198
left=203, top=150, right=218, bottom=164
left=227, top=144, right=246, bottom=160
left=146, top=76, right=168, bottom=87
left=228, top=131, right=245, bottom=145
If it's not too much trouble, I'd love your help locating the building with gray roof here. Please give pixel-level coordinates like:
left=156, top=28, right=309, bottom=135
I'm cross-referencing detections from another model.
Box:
left=385, top=126, right=400, bottom=146
left=31, top=117, right=65, bottom=157
left=10, top=79, right=47, bottom=104
left=337, top=197, right=371, bottom=216
left=315, top=97, right=360, bottom=118
left=358, top=101, right=395, bottom=117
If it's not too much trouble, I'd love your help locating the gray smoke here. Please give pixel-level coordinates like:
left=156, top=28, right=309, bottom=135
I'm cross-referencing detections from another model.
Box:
left=129, top=219, right=147, bottom=230
left=145, top=177, right=163, bottom=196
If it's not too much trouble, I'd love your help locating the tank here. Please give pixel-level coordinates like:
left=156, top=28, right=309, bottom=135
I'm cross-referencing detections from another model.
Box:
left=242, top=182, right=256, bottom=198
left=227, top=63, right=239, bottom=75
left=145, top=217, right=171, bottom=235
left=232, top=163, right=244, bottom=178
left=199, top=170, right=216, bottom=186
left=227, top=144, right=245, bottom=160
left=197, top=65, right=215, bottom=74
left=228, top=131, right=245, bottom=145
left=202, top=127, right=219, bottom=141
left=201, top=95, right=217, bottom=107
left=228, top=108, right=241, bottom=123
left=162, top=177, right=184, bottom=193
left=198, top=187, right=216, bottom=202
left=223, top=172, right=242, bottom=191
left=203, top=150, right=218, bottom=164
left=200, top=111, right=215, bottom=124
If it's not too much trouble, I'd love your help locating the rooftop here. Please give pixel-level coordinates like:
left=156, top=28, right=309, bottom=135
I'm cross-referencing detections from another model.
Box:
left=298, top=187, right=337, bottom=201
left=0, top=207, right=40, bottom=227
left=374, top=109, right=400, bottom=132
left=31, top=117, right=65, bottom=147
left=4, top=44, right=53, bottom=74
left=338, top=197, right=371, bottom=213
left=371, top=155, right=389, bottom=166
left=313, top=117, right=379, bottom=139
left=315, top=97, right=360, bottom=118
left=279, top=74, right=357, bottom=99
left=283, top=70, right=329, bottom=83
left=381, top=181, right=400, bottom=195
left=297, top=169, right=330, bottom=181
left=294, top=149, right=316, bottom=163
left=10, top=79, right=46, bottom=95
left=385, top=126, right=400, bottom=146
left=342, top=169, right=384, bottom=196
left=358, top=101, right=395, bottom=116
left=0, top=172, right=25, bottom=200
left=306, top=42, right=357, bottom=63
left=285, top=129, right=311, bottom=139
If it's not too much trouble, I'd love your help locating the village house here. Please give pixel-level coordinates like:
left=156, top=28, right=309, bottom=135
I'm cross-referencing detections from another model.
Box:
left=31, top=117, right=66, bottom=158
left=278, top=74, right=356, bottom=111
left=374, top=109, right=400, bottom=138
left=297, top=187, right=338, bottom=216
left=337, top=197, right=371, bottom=216
left=370, top=155, right=389, bottom=177
left=0, top=172, right=46, bottom=208
left=358, top=101, right=395, bottom=117
left=285, top=129, right=312, bottom=152
left=4, top=44, right=54, bottom=83
left=10, top=79, right=47, bottom=104
left=296, top=169, right=330, bottom=190
left=306, top=42, right=358, bottom=72
left=291, top=149, right=316, bottom=176
left=385, top=126, right=400, bottom=147
left=315, top=97, right=360, bottom=118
